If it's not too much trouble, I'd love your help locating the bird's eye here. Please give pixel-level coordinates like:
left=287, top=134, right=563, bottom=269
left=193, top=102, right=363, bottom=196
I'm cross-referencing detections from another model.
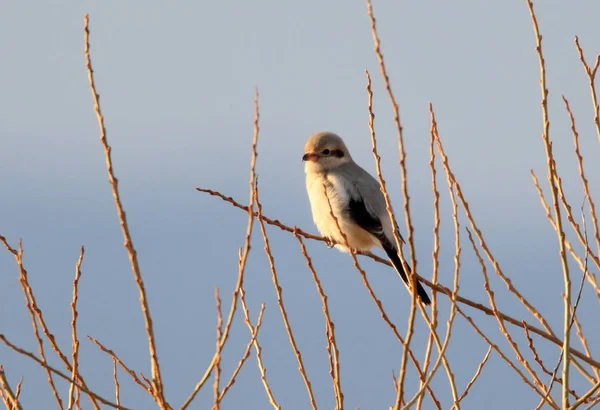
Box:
left=322, top=149, right=331, bottom=155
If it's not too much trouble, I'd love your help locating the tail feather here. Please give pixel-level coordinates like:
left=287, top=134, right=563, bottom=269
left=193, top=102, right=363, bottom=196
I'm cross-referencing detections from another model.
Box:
left=382, top=244, right=431, bottom=305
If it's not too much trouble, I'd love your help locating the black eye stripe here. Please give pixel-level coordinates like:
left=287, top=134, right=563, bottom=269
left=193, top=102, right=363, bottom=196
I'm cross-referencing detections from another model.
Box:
left=320, top=148, right=344, bottom=157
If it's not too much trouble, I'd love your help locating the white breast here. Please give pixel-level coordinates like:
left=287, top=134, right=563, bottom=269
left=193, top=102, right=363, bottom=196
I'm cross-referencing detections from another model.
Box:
left=305, top=172, right=376, bottom=252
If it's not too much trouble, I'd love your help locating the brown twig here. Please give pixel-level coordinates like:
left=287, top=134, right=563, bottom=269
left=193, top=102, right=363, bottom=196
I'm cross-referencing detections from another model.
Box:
left=570, top=380, right=600, bottom=410
left=525, top=2, right=572, bottom=406
left=364, top=3, right=420, bottom=402
left=218, top=303, right=266, bottom=403
left=417, top=103, right=443, bottom=410
left=84, top=14, right=167, bottom=408
left=561, top=96, right=600, bottom=300
left=453, top=346, right=492, bottom=406
left=523, top=324, right=581, bottom=406
left=213, top=288, right=223, bottom=410
left=238, top=281, right=279, bottom=409
left=14, top=377, right=23, bottom=405
left=405, top=109, right=462, bottom=410
left=573, top=313, right=599, bottom=380
left=432, top=123, right=556, bottom=337
left=68, top=246, right=85, bottom=410
left=1, top=239, right=63, bottom=409
left=423, top=106, right=460, bottom=409
left=87, top=337, right=153, bottom=395
left=455, top=307, right=555, bottom=406
left=530, top=171, right=600, bottom=301
left=0, top=236, right=100, bottom=409
left=539, top=197, right=596, bottom=406
left=466, top=228, right=556, bottom=409
left=0, top=365, right=21, bottom=410
left=321, top=178, right=442, bottom=409
left=0, top=335, right=129, bottom=409
left=182, top=89, right=261, bottom=409
left=564, top=94, right=600, bottom=277
left=294, top=230, right=342, bottom=408
left=254, top=182, right=317, bottom=410
left=574, top=36, right=600, bottom=144
left=113, top=358, right=121, bottom=407
left=364, top=68, right=417, bottom=407
left=319, top=182, right=374, bottom=409
left=195, top=189, right=600, bottom=370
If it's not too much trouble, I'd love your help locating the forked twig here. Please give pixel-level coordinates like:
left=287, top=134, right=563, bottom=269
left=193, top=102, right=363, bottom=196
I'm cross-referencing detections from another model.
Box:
left=218, top=303, right=266, bottom=403
left=525, top=2, right=572, bottom=406
left=87, top=337, right=153, bottom=395
left=254, top=182, right=317, bottom=410
left=0, top=237, right=99, bottom=409
left=0, top=365, right=21, bottom=410
left=294, top=231, right=342, bottom=408
left=0, top=335, right=128, bottom=410
left=454, top=346, right=493, bottom=405
left=195, top=189, right=600, bottom=370
left=182, top=89, right=261, bottom=409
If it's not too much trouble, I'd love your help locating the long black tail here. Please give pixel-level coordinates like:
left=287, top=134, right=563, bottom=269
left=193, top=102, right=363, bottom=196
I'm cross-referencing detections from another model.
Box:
left=382, top=244, right=431, bottom=305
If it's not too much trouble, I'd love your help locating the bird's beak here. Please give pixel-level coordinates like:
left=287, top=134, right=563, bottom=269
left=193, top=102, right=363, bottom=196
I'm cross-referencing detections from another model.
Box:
left=302, top=152, right=318, bottom=162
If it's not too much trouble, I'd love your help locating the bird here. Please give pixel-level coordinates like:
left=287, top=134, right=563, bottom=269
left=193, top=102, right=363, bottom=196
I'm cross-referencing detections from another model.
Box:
left=302, top=131, right=431, bottom=305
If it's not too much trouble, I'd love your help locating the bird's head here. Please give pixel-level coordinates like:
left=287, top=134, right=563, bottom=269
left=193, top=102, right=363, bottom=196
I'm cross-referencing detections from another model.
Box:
left=302, top=131, right=352, bottom=173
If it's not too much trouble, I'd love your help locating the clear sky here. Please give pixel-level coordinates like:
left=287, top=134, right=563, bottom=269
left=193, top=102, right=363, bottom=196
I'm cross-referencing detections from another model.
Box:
left=1, top=1, right=600, bottom=408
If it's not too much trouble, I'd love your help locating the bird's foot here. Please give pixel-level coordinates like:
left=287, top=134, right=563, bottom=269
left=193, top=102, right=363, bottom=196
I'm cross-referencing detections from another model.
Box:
left=324, top=237, right=335, bottom=248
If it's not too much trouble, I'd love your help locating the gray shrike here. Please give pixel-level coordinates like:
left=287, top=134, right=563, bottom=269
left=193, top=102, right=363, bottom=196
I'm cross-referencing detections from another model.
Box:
left=302, top=131, right=431, bottom=305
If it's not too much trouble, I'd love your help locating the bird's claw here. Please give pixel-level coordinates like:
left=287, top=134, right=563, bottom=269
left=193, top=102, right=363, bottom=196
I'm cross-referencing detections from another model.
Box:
left=325, top=238, right=335, bottom=248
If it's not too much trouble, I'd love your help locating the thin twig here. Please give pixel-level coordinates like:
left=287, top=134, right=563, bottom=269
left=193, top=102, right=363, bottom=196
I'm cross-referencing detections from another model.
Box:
left=4, top=239, right=63, bottom=409
left=0, top=335, right=129, bottom=410
left=453, top=346, right=493, bottom=405
left=364, top=4, right=421, bottom=402
left=540, top=197, right=594, bottom=406
left=467, top=227, right=557, bottom=408
left=218, top=303, right=266, bottom=403
left=417, top=103, right=443, bottom=410
left=295, top=231, right=342, bottom=408
left=254, top=182, right=317, bottom=410
left=84, top=14, right=167, bottom=408
left=574, top=36, right=600, bottom=144
left=404, top=109, right=463, bottom=410
left=213, top=288, right=223, bottom=410
left=525, top=2, right=572, bottom=406
left=531, top=172, right=600, bottom=303
left=113, top=358, right=120, bottom=407
left=562, top=96, right=600, bottom=301
left=14, top=377, right=23, bottom=404
left=572, top=313, right=599, bottom=380
left=194, top=191, right=600, bottom=370
left=364, top=68, right=416, bottom=407
left=455, top=307, right=555, bottom=405
left=181, top=89, right=261, bottom=410
left=0, top=366, right=21, bottom=410
left=523, top=323, right=581, bottom=407
left=87, top=337, right=153, bottom=395
left=0, top=236, right=100, bottom=409
left=570, top=380, right=600, bottom=410
left=238, top=281, right=279, bottom=409
left=424, top=106, right=461, bottom=409
left=68, top=246, right=85, bottom=410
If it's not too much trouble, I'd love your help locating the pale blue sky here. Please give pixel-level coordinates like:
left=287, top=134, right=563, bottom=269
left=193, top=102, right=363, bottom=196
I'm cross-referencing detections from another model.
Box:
left=1, top=1, right=600, bottom=408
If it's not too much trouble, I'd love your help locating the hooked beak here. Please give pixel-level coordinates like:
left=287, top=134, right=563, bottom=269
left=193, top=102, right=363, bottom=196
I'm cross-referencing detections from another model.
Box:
left=302, top=152, right=319, bottom=162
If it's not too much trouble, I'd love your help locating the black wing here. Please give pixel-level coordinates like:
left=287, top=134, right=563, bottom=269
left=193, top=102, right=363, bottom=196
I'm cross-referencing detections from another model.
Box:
left=347, top=196, right=431, bottom=305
